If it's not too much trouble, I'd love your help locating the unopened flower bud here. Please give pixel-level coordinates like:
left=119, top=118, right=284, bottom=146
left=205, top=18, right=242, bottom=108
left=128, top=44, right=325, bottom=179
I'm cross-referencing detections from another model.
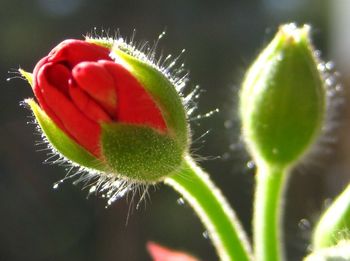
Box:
left=21, top=38, right=189, bottom=183
left=240, top=24, right=326, bottom=168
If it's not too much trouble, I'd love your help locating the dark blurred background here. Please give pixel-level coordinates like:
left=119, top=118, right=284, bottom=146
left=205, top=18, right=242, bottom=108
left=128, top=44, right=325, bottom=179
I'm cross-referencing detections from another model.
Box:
left=1, top=0, right=349, bottom=260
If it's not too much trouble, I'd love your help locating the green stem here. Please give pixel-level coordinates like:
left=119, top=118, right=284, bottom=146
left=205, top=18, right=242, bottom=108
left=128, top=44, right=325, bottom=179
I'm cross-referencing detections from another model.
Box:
left=313, top=183, right=350, bottom=249
left=253, top=163, right=289, bottom=261
left=164, top=156, right=252, bottom=261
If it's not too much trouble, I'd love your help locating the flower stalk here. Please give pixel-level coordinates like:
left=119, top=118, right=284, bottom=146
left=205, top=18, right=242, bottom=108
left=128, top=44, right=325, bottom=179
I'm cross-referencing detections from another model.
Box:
left=165, top=156, right=252, bottom=261
left=253, top=163, right=290, bottom=261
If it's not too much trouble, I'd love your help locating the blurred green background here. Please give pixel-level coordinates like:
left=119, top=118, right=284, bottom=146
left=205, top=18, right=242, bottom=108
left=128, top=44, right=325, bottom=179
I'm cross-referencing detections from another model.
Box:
left=1, top=0, right=349, bottom=260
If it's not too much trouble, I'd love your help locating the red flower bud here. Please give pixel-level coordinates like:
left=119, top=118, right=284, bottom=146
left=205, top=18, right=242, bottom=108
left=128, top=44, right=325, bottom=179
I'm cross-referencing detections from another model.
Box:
left=32, top=39, right=167, bottom=157
left=21, top=37, right=189, bottom=183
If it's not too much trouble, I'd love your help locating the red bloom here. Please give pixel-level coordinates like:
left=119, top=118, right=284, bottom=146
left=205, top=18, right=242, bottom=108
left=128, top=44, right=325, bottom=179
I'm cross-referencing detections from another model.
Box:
left=33, top=40, right=167, bottom=157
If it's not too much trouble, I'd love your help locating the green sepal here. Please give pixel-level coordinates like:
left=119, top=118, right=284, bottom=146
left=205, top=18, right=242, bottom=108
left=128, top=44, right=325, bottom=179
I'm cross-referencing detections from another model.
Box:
left=101, top=123, right=183, bottom=182
left=240, top=24, right=325, bottom=168
left=19, top=69, right=34, bottom=87
left=313, top=183, right=350, bottom=249
left=26, top=99, right=106, bottom=171
left=112, top=46, right=189, bottom=152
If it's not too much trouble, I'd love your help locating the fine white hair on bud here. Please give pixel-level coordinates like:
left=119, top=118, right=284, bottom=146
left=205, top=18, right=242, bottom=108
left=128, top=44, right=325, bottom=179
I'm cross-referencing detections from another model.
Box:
left=294, top=55, right=345, bottom=173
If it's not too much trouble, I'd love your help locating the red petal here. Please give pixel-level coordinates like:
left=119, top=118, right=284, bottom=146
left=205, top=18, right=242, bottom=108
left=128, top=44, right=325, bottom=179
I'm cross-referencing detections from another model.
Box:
left=69, top=81, right=112, bottom=123
left=101, top=61, right=167, bottom=132
left=37, top=63, right=101, bottom=156
left=33, top=57, right=67, bottom=132
left=72, top=61, right=117, bottom=117
left=48, top=39, right=111, bottom=67
left=147, top=242, right=199, bottom=261
left=44, top=63, right=71, bottom=96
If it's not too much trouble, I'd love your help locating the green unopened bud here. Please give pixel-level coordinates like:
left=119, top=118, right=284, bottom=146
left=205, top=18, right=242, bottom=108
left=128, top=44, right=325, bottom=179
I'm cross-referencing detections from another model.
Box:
left=304, top=241, right=350, bottom=261
left=240, top=24, right=326, bottom=168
